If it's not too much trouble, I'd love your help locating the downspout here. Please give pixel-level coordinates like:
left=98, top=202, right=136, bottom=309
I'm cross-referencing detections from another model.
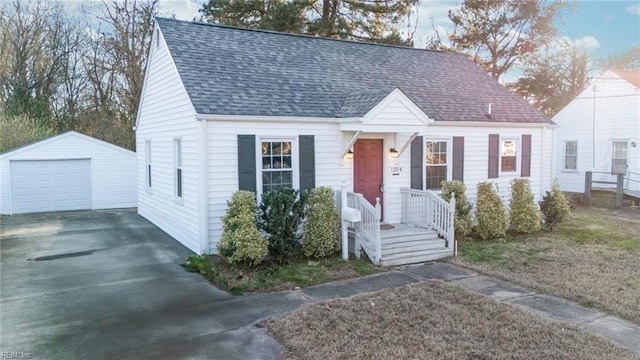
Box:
left=198, top=118, right=209, bottom=254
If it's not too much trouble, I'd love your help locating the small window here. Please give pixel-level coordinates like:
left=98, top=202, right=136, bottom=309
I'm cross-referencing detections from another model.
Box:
left=174, top=139, right=182, bottom=198
left=425, top=141, right=448, bottom=189
left=501, top=139, right=517, bottom=172
left=261, top=140, right=293, bottom=193
left=564, top=141, right=578, bottom=171
left=612, top=141, right=628, bottom=174
left=145, top=140, right=152, bottom=188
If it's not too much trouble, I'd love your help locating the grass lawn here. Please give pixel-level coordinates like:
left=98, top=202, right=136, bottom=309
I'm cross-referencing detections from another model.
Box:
left=187, top=254, right=383, bottom=295
left=266, top=281, right=636, bottom=360
left=453, top=207, right=640, bottom=323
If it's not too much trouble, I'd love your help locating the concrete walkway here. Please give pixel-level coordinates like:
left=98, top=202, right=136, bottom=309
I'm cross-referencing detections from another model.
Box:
left=291, top=262, right=640, bottom=356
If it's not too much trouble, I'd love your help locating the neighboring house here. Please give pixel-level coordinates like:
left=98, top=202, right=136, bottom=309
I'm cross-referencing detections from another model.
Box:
left=0, top=131, right=137, bottom=214
left=135, top=18, right=554, bottom=262
left=554, top=70, right=640, bottom=195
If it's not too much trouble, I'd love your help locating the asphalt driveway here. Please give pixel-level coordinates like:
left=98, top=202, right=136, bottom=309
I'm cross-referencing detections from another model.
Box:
left=0, top=209, right=299, bottom=359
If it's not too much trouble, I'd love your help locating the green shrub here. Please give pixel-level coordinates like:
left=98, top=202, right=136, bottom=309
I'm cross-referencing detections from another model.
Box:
left=258, top=188, right=308, bottom=264
left=303, top=187, right=340, bottom=258
left=440, top=180, right=473, bottom=241
left=539, top=181, right=571, bottom=231
left=0, top=112, right=54, bottom=152
left=184, top=253, right=211, bottom=274
left=217, top=191, right=268, bottom=265
left=509, top=178, right=541, bottom=234
left=475, top=182, right=509, bottom=240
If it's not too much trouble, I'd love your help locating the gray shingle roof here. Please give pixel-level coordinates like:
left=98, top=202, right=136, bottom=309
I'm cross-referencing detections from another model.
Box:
left=156, top=18, right=550, bottom=123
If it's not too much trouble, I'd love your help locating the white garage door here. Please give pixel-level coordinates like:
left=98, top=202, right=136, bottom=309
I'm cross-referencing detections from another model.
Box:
left=10, top=159, right=92, bottom=214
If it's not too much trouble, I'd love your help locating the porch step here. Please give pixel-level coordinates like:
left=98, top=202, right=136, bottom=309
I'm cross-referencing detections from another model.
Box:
left=382, top=232, right=440, bottom=244
left=379, top=248, right=453, bottom=267
left=382, top=239, right=446, bottom=256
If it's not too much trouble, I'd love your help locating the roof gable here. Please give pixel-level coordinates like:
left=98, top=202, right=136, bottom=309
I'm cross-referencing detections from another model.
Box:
left=155, top=17, right=550, bottom=124
left=363, top=88, right=432, bottom=126
left=0, top=131, right=135, bottom=158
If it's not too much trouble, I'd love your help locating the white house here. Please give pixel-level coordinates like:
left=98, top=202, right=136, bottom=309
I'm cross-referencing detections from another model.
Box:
left=135, top=18, right=555, bottom=264
left=0, top=131, right=137, bottom=214
left=554, top=70, right=640, bottom=195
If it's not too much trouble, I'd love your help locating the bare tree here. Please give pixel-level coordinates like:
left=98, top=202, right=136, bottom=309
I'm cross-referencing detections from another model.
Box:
left=80, top=0, right=158, bottom=149
left=0, top=0, right=77, bottom=126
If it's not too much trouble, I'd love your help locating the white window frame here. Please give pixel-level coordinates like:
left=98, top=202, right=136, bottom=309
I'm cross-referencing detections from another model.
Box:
left=611, top=140, right=628, bottom=174
left=257, top=137, right=298, bottom=198
left=174, top=138, right=183, bottom=201
left=563, top=140, right=578, bottom=172
left=500, top=138, right=519, bottom=174
left=145, top=140, right=152, bottom=191
left=424, top=138, right=451, bottom=190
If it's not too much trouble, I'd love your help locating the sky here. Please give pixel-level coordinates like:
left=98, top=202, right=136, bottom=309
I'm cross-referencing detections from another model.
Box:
left=143, top=0, right=639, bottom=61
left=3, top=0, right=639, bottom=73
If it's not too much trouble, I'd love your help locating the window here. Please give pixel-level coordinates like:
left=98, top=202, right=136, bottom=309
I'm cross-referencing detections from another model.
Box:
left=564, top=141, right=578, bottom=171
left=145, top=140, right=152, bottom=188
left=261, top=140, right=293, bottom=193
left=612, top=141, right=628, bottom=174
left=425, top=141, right=448, bottom=189
left=501, top=139, right=517, bottom=172
left=174, top=139, right=182, bottom=198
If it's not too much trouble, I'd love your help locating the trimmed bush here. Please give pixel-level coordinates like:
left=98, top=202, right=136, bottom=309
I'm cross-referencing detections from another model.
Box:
left=217, top=191, right=268, bottom=265
left=303, top=187, right=340, bottom=258
left=258, top=188, right=308, bottom=264
left=0, top=113, right=54, bottom=152
left=475, top=182, right=509, bottom=240
left=440, top=180, right=473, bottom=241
left=509, top=178, right=541, bottom=234
left=540, top=181, right=571, bottom=231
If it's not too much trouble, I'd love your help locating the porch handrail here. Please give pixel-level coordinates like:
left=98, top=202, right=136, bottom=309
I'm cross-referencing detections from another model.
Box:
left=346, top=192, right=382, bottom=265
left=400, top=188, right=456, bottom=255
left=625, top=171, right=640, bottom=190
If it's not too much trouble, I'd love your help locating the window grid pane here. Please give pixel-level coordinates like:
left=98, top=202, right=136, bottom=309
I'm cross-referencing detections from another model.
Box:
left=501, top=157, right=516, bottom=172
left=425, top=141, right=448, bottom=189
left=262, top=141, right=293, bottom=193
left=564, top=141, right=577, bottom=170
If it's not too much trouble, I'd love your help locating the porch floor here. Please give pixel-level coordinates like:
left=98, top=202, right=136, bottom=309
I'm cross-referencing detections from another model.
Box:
left=379, top=223, right=453, bottom=267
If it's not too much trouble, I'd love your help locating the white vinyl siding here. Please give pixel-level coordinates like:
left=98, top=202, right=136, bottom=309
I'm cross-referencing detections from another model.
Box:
left=554, top=70, right=640, bottom=192
left=0, top=132, right=137, bottom=214
left=206, top=121, right=350, bottom=252
left=563, top=141, right=578, bottom=171
left=135, top=25, right=200, bottom=253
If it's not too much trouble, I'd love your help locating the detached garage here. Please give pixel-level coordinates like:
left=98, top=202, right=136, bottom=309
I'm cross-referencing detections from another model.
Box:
left=0, top=131, right=137, bottom=214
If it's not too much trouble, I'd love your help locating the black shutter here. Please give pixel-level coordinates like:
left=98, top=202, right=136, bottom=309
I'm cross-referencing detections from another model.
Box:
left=411, top=136, right=423, bottom=189
left=299, top=135, right=315, bottom=192
left=237, top=135, right=256, bottom=192
left=488, top=134, right=499, bottom=179
left=521, top=134, right=532, bottom=177
left=452, top=136, right=464, bottom=181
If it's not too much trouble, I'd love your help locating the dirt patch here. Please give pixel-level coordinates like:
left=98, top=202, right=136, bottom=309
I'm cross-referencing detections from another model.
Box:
left=454, top=207, right=640, bottom=323
left=266, top=281, right=635, bottom=360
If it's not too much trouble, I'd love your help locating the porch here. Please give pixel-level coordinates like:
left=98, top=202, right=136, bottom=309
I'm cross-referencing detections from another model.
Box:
left=343, top=187, right=456, bottom=267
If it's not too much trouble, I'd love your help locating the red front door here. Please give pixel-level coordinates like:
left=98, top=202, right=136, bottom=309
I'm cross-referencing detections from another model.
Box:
left=354, top=139, right=383, bottom=215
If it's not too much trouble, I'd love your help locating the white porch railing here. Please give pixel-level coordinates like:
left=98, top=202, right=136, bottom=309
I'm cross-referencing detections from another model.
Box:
left=400, top=188, right=456, bottom=255
left=346, top=192, right=382, bottom=265
left=625, top=171, right=640, bottom=192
